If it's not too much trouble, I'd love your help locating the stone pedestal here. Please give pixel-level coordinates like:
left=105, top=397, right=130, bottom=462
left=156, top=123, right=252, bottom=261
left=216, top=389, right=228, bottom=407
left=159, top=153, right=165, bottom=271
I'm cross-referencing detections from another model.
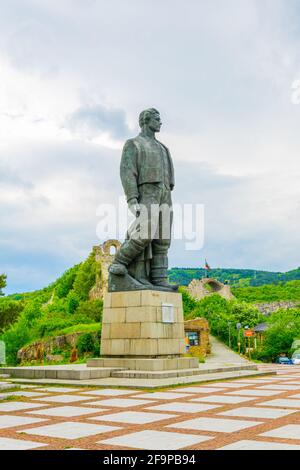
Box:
left=96, top=290, right=198, bottom=371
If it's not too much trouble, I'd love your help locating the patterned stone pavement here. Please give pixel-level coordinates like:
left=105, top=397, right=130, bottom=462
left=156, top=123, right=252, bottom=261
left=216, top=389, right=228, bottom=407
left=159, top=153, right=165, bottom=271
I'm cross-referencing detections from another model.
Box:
left=0, top=364, right=300, bottom=450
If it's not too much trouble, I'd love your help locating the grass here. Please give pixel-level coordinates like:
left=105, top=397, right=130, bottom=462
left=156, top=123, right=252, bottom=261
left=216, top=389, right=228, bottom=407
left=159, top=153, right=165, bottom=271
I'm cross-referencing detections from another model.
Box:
left=55, top=323, right=100, bottom=336
left=22, top=323, right=101, bottom=349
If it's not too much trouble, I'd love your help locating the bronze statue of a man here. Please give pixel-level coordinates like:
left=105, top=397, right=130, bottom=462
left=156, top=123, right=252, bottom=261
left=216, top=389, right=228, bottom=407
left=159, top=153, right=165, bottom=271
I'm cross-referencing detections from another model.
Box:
left=109, top=108, right=177, bottom=292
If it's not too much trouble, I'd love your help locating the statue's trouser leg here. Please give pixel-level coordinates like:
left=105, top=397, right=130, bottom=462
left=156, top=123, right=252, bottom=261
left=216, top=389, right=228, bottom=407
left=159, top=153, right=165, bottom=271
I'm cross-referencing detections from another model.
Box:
left=150, top=186, right=173, bottom=286
left=113, top=183, right=162, bottom=270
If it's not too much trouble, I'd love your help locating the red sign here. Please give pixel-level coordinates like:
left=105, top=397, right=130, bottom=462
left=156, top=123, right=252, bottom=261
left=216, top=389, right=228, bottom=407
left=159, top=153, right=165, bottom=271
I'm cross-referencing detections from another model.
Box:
left=244, top=330, right=254, bottom=337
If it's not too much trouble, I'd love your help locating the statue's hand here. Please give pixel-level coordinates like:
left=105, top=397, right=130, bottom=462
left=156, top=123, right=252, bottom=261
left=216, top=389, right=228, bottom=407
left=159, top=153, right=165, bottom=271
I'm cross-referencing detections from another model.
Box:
left=128, top=198, right=141, bottom=217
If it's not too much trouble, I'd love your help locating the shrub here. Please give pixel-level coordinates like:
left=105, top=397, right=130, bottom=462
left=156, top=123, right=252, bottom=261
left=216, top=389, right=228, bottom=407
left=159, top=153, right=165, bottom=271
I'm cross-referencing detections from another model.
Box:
left=66, top=291, right=80, bottom=314
left=76, top=333, right=96, bottom=356
left=1, top=322, right=32, bottom=365
left=179, top=287, right=198, bottom=316
left=75, top=299, right=103, bottom=322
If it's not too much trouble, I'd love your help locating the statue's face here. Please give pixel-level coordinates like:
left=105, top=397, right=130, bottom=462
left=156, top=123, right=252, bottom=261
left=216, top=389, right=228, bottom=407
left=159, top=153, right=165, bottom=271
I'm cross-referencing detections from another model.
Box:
left=148, top=113, right=162, bottom=132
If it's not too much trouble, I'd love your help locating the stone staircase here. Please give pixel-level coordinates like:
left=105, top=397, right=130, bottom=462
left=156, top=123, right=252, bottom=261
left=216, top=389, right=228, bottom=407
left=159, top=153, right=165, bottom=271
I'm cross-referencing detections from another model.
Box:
left=0, top=364, right=124, bottom=380
left=111, top=363, right=259, bottom=379
left=0, top=361, right=274, bottom=389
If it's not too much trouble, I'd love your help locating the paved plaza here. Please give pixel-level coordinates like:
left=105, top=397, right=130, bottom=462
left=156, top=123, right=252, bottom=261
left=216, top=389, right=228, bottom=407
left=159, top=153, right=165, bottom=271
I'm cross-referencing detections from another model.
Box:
left=0, top=364, right=300, bottom=450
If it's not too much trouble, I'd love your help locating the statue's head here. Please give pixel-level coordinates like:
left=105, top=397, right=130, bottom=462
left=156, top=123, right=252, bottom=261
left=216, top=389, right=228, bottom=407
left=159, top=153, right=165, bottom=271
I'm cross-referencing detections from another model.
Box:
left=139, top=108, right=161, bottom=133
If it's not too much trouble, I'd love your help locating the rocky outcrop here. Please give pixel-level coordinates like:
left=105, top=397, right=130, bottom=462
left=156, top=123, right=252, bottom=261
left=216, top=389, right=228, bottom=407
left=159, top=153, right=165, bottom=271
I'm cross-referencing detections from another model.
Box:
left=17, top=331, right=99, bottom=363
left=187, top=278, right=235, bottom=301
left=253, top=301, right=300, bottom=316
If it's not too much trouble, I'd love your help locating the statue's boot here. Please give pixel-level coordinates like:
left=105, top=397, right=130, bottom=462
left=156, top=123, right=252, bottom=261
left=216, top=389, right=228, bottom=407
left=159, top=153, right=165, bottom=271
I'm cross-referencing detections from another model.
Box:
left=151, top=254, right=179, bottom=292
left=132, top=260, right=154, bottom=288
left=108, top=239, right=145, bottom=276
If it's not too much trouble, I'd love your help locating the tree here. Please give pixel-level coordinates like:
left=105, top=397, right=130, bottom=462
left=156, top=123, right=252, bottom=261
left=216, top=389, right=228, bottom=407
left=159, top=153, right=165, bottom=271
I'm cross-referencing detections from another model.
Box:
left=0, top=274, right=7, bottom=296
left=73, top=253, right=99, bottom=301
left=253, top=308, right=300, bottom=362
left=0, top=298, right=24, bottom=333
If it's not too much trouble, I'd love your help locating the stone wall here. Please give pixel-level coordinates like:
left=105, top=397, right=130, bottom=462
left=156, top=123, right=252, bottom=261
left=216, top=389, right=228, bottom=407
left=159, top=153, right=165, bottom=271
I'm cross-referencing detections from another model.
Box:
left=187, top=278, right=234, bottom=301
left=101, top=290, right=186, bottom=357
left=253, top=301, right=300, bottom=316
left=89, top=240, right=121, bottom=300
left=184, top=317, right=211, bottom=357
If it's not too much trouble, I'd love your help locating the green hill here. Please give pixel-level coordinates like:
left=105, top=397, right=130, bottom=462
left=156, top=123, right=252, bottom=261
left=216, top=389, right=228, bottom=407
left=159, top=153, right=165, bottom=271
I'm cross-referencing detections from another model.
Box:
left=232, top=280, right=300, bottom=303
left=168, top=267, right=300, bottom=287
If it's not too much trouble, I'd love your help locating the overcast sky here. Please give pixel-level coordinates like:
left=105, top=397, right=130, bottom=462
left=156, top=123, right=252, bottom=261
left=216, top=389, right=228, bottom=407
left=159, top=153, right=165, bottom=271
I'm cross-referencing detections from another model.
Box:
left=1, top=0, right=300, bottom=294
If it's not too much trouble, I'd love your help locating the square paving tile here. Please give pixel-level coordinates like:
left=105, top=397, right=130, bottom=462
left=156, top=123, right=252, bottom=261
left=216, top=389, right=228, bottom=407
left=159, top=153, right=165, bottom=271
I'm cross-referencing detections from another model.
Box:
left=209, top=383, right=251, bottom=388
left=0, top=437, right=47, bottom=450
left=20, top=421, right=120, bottom=439
left=258, top=398, right=300, bottom=409
left=33, top=394, right=89, bottom=403
left=289, top=393, right=300, bottom=399
left=174, top=387, right=226, bottom=394
left=27, top=406, right=108, bottom=417
left=282, top=382, right=300, bottom=386
left=135, top=392, right=192, bottom=400
left=227, top=389, right=280, bottom=397
left=0, top=415, right=45, bottom=429
left=169, top=417, right=263, bottom=433
left=0, top=402, right=48, bottom=412
left=147, top=402, right=220, bottom=413
left=99, top=430, right=212, bottom=450
left=260, top=424, right=300, bottom=440
left=275, top=375, right=299, bottom=379
left=192, top=395, right=253, bottom=404
left=218, top=439, right=300, bottom=450
left=80, top=389, right=138, bottom=397
left=247, top=377, right=281, bottom=380
left=90, top=411, right=177, bottom=424
left=220, top=406, right=296, bottom=419
left=258, top=384, right=300, bottom=391
left=87, top=398, right=153, bottom=408
left=233, top=379, right=274, bottom=383
left=277, top=373, right=298, bottom=380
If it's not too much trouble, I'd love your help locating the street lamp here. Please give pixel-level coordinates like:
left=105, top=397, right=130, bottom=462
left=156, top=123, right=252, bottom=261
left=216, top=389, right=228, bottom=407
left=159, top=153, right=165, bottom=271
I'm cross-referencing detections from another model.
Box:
left=244, top=325, right=249, bottom=355
left=236, top=323, right=242, bottom=354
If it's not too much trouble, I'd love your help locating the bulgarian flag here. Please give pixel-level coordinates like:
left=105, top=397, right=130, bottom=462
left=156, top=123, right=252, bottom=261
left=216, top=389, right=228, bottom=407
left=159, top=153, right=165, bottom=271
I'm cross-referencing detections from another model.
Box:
left=204, top=259, right=211, bottom=271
